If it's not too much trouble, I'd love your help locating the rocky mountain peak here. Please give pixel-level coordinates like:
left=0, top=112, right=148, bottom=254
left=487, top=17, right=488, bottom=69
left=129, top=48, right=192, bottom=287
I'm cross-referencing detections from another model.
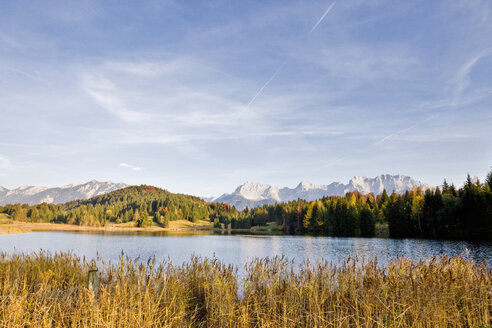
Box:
left=214, top=175, right=433, bottom=210
left=235, top=181, right=279, bottom=201
left=0, top=181, right=128, bottom=206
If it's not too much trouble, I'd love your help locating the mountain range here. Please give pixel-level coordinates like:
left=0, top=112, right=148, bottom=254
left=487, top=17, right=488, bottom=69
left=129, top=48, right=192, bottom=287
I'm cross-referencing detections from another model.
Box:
left=212, top=175, right=433, bottom=210
left=1, top=175, right=432, bottom=209
left=0, top=180, right=128, bottom=206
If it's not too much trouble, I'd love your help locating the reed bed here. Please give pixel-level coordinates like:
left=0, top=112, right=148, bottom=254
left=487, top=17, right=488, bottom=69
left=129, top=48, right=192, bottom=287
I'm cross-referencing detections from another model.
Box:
left=0, top=251, right=489, bottom=327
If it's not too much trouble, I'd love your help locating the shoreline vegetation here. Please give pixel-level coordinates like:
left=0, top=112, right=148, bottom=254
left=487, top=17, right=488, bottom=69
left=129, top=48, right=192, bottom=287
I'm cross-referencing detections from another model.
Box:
left=0, top=218, right=215, bottom=235
left=0, top=251, right=489, bottom=327
left=0, top=217, right=389, bottom=237
left=0, top=170, right=491, bottom=240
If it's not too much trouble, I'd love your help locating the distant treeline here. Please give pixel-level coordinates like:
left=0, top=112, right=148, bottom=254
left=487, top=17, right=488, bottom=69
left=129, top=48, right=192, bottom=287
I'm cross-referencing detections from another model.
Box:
left=1, top=172, right=491, bottom=240
left=229, top=172, right=492, bottom=240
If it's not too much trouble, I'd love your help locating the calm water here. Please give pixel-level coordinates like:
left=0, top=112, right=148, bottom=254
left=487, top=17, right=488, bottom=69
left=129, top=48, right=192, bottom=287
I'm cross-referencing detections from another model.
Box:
left=0, top=231, right=490, bottom=269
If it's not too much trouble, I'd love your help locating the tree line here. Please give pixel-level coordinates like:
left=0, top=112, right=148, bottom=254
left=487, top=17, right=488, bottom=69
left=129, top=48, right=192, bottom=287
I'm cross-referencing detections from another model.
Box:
left=217, top=171, right=492, bottom=240
left=1, top=172, right=491, bottom=240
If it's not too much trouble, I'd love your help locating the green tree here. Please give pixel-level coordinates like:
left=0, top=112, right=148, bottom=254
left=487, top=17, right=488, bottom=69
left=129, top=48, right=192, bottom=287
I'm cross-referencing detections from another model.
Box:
left=359, top=206, right=375, bottom=237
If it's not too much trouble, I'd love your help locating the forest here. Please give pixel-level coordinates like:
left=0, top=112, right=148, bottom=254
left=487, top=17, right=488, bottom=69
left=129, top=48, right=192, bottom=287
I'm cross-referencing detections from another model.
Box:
left=1, top=172, right=491, bottom=240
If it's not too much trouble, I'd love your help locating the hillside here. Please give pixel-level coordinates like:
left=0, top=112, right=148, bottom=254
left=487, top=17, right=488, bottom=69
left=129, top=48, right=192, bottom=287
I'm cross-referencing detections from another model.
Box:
left=64, top=185, right=219, bottom=227
left=0, top=185, right=233, bottom=228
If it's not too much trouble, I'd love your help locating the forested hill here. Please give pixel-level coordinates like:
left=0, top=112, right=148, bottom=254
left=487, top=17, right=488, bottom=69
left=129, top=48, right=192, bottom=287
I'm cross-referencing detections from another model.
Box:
left=0, top=185, right=236, bottom=228
left=62, top=185, right=209, bottom=225
left=66, top=185, right=204, bottom=209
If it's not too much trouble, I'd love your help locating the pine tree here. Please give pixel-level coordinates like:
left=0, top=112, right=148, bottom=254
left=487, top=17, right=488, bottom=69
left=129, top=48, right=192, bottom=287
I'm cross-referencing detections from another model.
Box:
left=485, top=170, right=492, bottom=191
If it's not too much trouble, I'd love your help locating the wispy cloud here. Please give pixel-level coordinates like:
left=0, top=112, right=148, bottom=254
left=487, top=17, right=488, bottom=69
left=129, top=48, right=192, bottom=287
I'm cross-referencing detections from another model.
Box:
left=82, top=73, right=151, bottom=123
left=75, top=56, right=330, bottom=148
left=1, top=0, right=492, bottom=194
left=415, top=47, right=492, bottom=112
left=120, top=163, right=142, bottom=171
left=0, top=155, right=11, bottom=168
left=454, top=47, right=492, bottom=97
left=307, top=45, right=418, bottom=80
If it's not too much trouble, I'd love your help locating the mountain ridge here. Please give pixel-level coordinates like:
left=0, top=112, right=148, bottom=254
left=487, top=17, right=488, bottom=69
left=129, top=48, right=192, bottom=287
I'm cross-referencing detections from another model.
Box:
left=0, top=180, right=128, bottom=206
left=213, top=175, right=433, bottom=210
left=1, top=175, right=433, bottom=209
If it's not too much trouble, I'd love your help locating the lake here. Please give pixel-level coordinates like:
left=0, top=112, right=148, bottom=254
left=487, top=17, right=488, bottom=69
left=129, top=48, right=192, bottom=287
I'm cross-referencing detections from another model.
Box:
left=0, top=231, right=490, bottom=270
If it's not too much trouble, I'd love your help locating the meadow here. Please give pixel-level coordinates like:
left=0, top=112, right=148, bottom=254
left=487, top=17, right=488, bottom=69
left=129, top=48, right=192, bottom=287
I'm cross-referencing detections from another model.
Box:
left=0, top=251, right=489, bottom=327
left=0, top=217, right=213, bottom=235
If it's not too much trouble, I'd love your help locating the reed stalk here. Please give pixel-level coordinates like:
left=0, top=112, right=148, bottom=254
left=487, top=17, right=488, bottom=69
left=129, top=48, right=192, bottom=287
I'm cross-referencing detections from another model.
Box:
left=0, top=251, right=489, bottom=327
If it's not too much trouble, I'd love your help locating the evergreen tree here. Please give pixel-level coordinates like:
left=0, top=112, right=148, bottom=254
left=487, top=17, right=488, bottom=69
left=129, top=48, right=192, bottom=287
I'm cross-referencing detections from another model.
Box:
left=359, top=206, right=375, bottom=237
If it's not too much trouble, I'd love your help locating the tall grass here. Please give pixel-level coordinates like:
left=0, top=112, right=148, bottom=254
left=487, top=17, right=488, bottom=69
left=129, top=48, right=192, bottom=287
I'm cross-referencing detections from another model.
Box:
left=0, top=251, right=489, bottom=327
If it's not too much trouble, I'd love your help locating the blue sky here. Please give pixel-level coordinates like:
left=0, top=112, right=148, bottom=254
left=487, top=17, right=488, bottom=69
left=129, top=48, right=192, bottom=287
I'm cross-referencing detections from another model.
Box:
left=1, top=0, right=491, bottom=196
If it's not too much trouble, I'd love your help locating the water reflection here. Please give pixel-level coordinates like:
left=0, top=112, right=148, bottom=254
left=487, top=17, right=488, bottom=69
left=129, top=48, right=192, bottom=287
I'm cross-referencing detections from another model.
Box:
left=0, top=231, right=490, bottom=272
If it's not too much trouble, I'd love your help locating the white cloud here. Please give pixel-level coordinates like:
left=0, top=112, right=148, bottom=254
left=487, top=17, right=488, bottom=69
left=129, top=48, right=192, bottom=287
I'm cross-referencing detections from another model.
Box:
left=454, top=47, right=492, bottom=96
left=120, top=163, right=142, bottom=171
left=416, top=48, right=492, bottom=112
left=104, top=59, right=198, bottom=78
left=0, top=155, right=11, bottom=168
left=2, top=0, right=491, bottom=196
left=82, top=73, right=151, bottom=123
left=76, top=56, right=335, bottom=149
left=308, top=45, right=418, bottom=80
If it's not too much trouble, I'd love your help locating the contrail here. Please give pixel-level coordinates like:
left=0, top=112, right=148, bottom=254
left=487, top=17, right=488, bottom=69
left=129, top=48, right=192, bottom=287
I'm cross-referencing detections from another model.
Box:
left=310, top=1, right=336, bottom=34
left=372, top=115, right=437, bottom=146
left=241, top=1, right=336, bottom=114
left=241, top=60, right=287, bottom=113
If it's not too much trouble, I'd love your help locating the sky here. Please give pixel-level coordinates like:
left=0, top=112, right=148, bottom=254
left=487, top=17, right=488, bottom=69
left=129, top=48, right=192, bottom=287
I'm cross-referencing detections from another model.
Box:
left=1, top=0, right=491, bottom=197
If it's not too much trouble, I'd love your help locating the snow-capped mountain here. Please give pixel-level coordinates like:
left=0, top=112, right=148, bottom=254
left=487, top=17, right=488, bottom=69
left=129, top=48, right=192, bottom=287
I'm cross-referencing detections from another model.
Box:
left=0, top=180, right=128, bottom=205
left=0, top=186, right=8, bottom=196
left=213, top=175, right=432, bottom=210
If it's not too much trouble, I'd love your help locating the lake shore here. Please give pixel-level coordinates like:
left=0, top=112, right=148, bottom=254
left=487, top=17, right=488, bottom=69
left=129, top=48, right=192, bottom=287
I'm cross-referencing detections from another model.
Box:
left=0, top=219, right=391, bottom=237
left=0, top=219, right=214, bottom=235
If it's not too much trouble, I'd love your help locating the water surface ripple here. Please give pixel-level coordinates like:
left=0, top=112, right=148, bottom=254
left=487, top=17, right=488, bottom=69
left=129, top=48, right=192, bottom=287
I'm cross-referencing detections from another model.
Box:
left=0, top=231, right=490, bottom=270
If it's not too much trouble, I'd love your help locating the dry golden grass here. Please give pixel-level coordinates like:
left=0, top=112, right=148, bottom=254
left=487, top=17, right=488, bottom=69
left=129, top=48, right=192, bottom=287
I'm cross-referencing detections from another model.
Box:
left=0, top=213, right=13, bottom=223
left=0, top=215, right=33, bottom=234
left=0, top=219, right=213, bottom=235
left=0, top=252, right=490, bottom=327
left=168, top=219, right=212, bottom=229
